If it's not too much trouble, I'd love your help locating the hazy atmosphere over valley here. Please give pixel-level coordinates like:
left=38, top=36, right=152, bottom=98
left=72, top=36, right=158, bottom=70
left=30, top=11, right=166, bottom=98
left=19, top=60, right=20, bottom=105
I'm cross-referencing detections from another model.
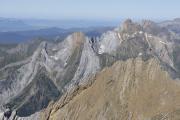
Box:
left=0, top=0, right=180, bottom=120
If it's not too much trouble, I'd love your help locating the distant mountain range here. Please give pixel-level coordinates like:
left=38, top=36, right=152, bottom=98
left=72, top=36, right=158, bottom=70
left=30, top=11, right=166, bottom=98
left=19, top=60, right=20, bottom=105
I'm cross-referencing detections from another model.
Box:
left=1, top=17, right=180, bottom=44
left=0, top=17, right=118, bottom=31
left=0, top=27, right=114, bottom=44
left=160, top=18, right=180, bottom=33
left=0, top=17, right=38, bottom=32
left=0, top=17, right=116, bottom=44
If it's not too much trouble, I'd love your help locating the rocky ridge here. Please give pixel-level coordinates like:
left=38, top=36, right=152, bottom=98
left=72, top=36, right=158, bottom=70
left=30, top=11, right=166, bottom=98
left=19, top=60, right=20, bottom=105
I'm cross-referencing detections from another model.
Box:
left=40, top=19, right=180, bottom=120
left=43, top=58, right=180, bottom=120
left=0, top=19, right=180, bottom=120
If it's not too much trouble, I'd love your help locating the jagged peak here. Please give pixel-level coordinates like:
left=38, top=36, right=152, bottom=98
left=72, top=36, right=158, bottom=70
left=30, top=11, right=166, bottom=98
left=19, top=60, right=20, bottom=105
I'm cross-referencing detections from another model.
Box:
left=123, top=19, right=133, bottom=25
left=174, top=18, right=180, bottom=22
left=121, top=19, right=142, bottom=34
left=141, top=19, right=158, bottom=30
left=141, top=19, right=168, bottom=35
left=68, top=32, right=86, bottom=47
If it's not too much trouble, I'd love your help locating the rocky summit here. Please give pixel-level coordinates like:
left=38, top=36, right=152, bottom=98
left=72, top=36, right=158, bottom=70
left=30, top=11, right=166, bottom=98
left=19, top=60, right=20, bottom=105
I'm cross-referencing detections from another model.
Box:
left=1, top=19, right=180, bottom=120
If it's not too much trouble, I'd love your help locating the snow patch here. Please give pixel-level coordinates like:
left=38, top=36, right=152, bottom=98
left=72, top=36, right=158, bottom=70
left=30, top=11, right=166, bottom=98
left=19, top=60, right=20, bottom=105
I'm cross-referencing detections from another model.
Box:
left=52, top=48, right=57, bottom=51
left=159, top=41, right=167, bottom=45
left=138, top=53, right=143, bottom=56
left=139, top=31, right=143, bottom=34
left=0, top=112, right=3, bottom=119
left=148, top=34, right=153, bottom=38
left=98, top=45, right=105, bottom=54
left=50, top=55, right=59, bottom=60
left=64, top=62, right=67, bottom=66
left=117, top=32, right=122, bottom=40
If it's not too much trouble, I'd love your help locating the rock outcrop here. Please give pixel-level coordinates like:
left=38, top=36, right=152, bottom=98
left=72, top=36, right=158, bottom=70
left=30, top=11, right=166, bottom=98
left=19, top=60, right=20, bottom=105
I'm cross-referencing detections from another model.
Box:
left=1, top=19, right=180, bottom=120
left=0, top=32, right=100, bottom=118
left=40, top=19, right=180, bottom=120
left=43, top=58, right=180, bottom=120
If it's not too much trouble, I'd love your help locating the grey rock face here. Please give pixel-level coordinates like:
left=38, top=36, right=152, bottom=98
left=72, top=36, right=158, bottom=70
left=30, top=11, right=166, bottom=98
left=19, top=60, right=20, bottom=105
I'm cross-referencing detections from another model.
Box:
left=69, top=36, right=100, bottom=88
left=98, top=19, right=180, bottom=78
left=0, top=19, right=180, bottom=119
left=0, top=110, right=40, bottom=120
left=0, top=32, right=101, bottom=119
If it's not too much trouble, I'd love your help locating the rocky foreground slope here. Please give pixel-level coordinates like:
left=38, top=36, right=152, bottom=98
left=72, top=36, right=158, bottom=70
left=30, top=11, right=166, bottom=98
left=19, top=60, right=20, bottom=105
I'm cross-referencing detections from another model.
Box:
left=1, top=19, right=180, bottom=120
left=43, top=58, right=180, bottom=120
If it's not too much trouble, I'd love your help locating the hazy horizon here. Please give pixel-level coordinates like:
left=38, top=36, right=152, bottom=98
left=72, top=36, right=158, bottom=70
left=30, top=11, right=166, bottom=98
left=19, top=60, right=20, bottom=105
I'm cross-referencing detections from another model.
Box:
left=0, top=0, right=179, bottom=21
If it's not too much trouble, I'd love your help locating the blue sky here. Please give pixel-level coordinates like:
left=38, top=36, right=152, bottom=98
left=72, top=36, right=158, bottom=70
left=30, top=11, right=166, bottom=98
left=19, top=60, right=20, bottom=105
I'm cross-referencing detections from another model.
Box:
left=0, top=0, right=179, bottom=20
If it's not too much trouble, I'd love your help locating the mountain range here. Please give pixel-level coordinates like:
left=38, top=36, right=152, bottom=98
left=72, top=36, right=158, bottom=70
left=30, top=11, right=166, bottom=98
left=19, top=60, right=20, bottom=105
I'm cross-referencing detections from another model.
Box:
left=0, top=18, right=180, bottom=120
left=0, top=27, right=114, bottom=44
left=0, top=17, right=116, bottom=44
left=0, top=17, right=118, bottom=32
